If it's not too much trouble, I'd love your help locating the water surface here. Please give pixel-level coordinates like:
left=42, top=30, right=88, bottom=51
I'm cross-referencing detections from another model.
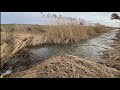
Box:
left=29, top=29, right=119, bottom=61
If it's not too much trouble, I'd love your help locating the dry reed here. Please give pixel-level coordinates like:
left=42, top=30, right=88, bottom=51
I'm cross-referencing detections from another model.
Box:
left=7, top=54, right=120, bottom=78
left=1, top=13, right=108, bottom=68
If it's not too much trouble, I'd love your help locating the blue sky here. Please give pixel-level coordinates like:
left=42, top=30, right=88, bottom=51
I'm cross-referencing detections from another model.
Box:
left=1, top=12, right=120, bottom=27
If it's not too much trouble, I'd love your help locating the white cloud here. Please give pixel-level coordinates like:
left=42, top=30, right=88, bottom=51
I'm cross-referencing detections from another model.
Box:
left=1, top=12, right=120, bottom=27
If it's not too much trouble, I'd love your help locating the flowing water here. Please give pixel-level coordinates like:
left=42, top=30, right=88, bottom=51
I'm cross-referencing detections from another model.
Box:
left=29, top=29, right=119, bottom=62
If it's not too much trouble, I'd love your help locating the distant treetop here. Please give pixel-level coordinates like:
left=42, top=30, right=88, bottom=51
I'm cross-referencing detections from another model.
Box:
left=111, top=13, right=120, bottom=20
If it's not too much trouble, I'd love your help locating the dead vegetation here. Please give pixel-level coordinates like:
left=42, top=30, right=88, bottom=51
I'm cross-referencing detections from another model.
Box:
left=101, top=30, right=120, bottom=70
left=42, top=25, right=108, bottom=44
left=7, top=54, right=120, bottom=78
left=0, top=31, right=33, bottom=67
left=1, top=13, right=109, bottom=78
left=1, top=23, right=108, bottom=68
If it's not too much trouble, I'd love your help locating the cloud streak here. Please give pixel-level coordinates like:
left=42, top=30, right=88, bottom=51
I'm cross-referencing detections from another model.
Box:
left=1, top=12, right=120, bottom=27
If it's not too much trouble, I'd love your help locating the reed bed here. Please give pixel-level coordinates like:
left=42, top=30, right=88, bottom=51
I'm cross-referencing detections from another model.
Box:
left=1, top=13, right=108, bottom=69
left=0, top=25, right=107, bottom=70
left=45, top=25, right=107, bottom=44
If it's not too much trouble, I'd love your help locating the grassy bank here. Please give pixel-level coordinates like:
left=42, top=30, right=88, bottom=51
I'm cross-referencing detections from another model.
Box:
left=101, top=30, right=120, bottom=70
left=1, top=24, right=108, bottom=69
left=6, top=54, right=120, bottom=78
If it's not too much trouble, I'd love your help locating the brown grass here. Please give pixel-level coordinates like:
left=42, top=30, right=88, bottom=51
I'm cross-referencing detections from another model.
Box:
left=7, top=54, right=120, bottom=78
left=0, top=24, right=108, bottom=68
left=0, top=13, right=108, bottom=68
left=0, top=32, right=33, bottom=67
left=101, top=30, right=120, bottom=70
left=1, top=13, right=117, bottom=78
left=29, top=25, right=108, bottom=45
left=100, top=45, right=120, bottom=70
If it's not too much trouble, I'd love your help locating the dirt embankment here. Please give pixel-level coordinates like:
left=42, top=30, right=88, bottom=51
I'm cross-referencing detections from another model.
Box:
left=7, top=54, right=120, bottom=78
left=100, top=30, right=120, bottom=70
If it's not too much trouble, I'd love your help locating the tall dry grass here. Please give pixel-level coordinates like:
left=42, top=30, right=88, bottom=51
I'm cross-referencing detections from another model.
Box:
left=1, top=13, right=108, bottom=45
left=0, top=31, right=33, bottom=68
left=33, top=13, right=108, bottom=44
left=1, top=13, right=108, bottom=68
left=40, top=25, right=108, bottom=44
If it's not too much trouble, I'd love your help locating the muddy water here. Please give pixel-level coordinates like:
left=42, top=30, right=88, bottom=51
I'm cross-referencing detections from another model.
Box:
left=29, top=29, right=119, bottom=62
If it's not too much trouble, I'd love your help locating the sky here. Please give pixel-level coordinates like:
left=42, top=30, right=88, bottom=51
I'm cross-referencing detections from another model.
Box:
left=1, top=12, right=120, bottom=27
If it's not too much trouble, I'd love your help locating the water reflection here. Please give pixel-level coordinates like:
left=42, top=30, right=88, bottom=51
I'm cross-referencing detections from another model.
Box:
left=30, top=29, right=119, bottom=61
